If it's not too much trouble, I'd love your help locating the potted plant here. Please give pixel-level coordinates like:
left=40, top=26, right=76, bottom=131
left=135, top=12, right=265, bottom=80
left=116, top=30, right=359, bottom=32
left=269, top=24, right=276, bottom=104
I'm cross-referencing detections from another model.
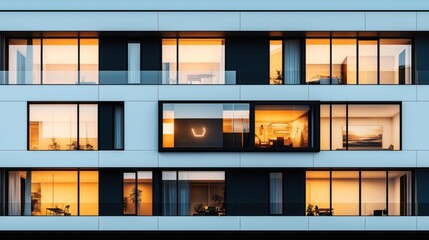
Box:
left=306, top=203, right=314, bottom=216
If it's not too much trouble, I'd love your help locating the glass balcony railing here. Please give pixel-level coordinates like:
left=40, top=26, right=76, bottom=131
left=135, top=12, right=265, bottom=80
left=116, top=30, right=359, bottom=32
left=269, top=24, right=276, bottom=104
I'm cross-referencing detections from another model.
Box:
left=0, top=71, right=237, bottom=85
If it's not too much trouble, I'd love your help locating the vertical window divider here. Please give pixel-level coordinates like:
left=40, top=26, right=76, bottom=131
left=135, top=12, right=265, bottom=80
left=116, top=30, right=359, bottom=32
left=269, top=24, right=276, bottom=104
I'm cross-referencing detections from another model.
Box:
left=329, top=37, right=333, bottom=85
left=135, top=170, right=138, bottom=216
left=356, top=39, right=359, bottom=85
left=329, top=103, right=332, bottom=150
left=329, top=169, right=333, bottom=215
left=345, top=103, right=349, bottom=150
left=77, top=169, right=80, bottom=216
left=358, top=170, right=362, bottom=216
left=176, top=171, right=179, bottom=216
left=77, top=103, right=80, bottom=150
left=78, top=37, right=80, bottom=85
left=386, top=170, right=389, bottom=216
left=176, top=38, right=179, bottom=85
left=40, top=38, right=43, bottom=84
left=377, top=39, right=380, bottom=85
left=249, top=103, right=256, bottom=149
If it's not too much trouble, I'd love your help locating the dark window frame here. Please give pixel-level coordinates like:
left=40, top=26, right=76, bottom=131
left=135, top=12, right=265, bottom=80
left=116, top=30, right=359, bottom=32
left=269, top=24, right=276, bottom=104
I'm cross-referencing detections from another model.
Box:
left=27, top=101, right=124, bottom=151
left=158, top=100, right=320, bottom=152
left=320, top=101, right=402, bottom=151
left=5, top=37, right=98, bottom=85
left=4, top=168, right=98, bottom=216
left=305, top=37, right=414, bottom=85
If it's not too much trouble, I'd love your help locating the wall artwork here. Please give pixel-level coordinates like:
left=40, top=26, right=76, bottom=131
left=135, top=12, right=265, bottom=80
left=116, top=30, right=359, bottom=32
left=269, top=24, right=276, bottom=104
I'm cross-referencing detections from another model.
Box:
left=342, top=125, right=382, bottom=148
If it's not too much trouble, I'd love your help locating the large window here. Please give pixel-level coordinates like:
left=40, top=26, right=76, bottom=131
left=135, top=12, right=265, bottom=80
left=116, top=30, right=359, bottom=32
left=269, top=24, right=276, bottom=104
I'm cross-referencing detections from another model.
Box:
left=306, top=170, right=412, bottom=216
left=162, top=171, right=225, bottom=216
left=160, top=101, right=319, bottom=152
left=269, top=39, right=301, bottom=85
left=29, top=102, right=123, bottom=150
left=306, top=38, right=412, bottom=85
left=7, top=170, right=98, bottom=216
left=123, top=171, right=153, bottom=216
left=161, top=103, right=250, bottom=150
left=320, top=103, right=401, bottom=150
left=162, top=39, right=225, bottom=84
left=8, top=38, right=98, bottom=84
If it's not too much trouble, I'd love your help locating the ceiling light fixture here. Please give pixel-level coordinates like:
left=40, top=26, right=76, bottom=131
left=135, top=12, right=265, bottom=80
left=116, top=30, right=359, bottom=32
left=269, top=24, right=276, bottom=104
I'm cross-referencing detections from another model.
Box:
left=191, top=127, right=206, bottom=137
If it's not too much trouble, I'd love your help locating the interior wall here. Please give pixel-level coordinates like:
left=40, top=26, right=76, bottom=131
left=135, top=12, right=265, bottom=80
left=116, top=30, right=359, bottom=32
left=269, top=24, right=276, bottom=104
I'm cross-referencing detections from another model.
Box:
left=332, top=178, right=359, bottom=215
left=392, top=113, right=400, bottom=149
left=388, top=176, right=400, bottom=216
left=361, top=178, right=386, bottom=216
left=320, top=117, right=330, bottom=150
left=38, top=182, right=78, bottom=216
left=79, top=182, right=98, bottom=215
left=306, top=178, right=330, bottom=210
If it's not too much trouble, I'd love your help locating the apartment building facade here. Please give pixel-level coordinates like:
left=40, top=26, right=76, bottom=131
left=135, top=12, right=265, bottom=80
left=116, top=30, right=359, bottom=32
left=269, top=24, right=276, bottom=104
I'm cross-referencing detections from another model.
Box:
left=1, top=0, right=429, bottom=236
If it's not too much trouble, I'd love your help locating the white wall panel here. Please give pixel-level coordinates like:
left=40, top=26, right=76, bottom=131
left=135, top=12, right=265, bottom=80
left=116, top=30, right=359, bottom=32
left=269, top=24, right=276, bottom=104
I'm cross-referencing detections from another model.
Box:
left=159, top=85, right=240, bottom=100
left=365, top=216, right=417, bottom=230
left=417, top=151, right=429, bottom=167
left=99, top=85, right=158, bottom=101
left=0, top=102, right=27, bottom=150
left=0, top=217, right=98, bottom=230
left=158, top=216, right=240, bottom=230
left=159, top=153, right=240, bottom=167
left=417, top=216, right=429, bottom=230
left=309, top=85, right=416, bottom=101
left=314, top=151, right=416, bottom=168
left=309, top=217, right=365, bottom=230
left=416, top=86, right=429, bottom=101
left=0, top=12, right=158, bottom=31
left=125, top=102, right=158, bottom=151
left=159, top=12, right=240, bottom=31
left=402, top=102, right=429, bottom=150
left=1, top=0, right=428, bottom=11
left=99, top=217, right=158, bottom=230
left=240, top=217, right=308, bottom=230
left=240, top=85, right=309, bottom=101
left=99, top=150, right=158, bottom=167
left=366, top=12, right=417, bottom=31
left=0, top=86, right=98, bottom=101
left=240, top=153, right=314, bottom=168
left=241, top=12, right=365, bottom=31
left=0, top=151, right=98, bottom=167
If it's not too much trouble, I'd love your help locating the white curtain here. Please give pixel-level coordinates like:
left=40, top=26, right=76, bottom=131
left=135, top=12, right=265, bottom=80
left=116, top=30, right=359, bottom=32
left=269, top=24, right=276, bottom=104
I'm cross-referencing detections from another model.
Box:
left=114, top=105, right=124, bottom=149
left=8, top=171, right=21, bottom=216
left=284, top=39, right=301, bottom=84
left=24, top=171, right=32, bottom=216
left=128, top=42, right=141, bottom=84
left=270, top=173, right=283, bottom=214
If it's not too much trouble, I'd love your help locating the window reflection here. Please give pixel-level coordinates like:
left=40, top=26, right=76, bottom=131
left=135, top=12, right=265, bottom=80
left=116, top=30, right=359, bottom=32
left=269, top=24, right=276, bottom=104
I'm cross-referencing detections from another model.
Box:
left=8, top=39, right=41, bottom=84
left=380, top=39, right=412, bottom=84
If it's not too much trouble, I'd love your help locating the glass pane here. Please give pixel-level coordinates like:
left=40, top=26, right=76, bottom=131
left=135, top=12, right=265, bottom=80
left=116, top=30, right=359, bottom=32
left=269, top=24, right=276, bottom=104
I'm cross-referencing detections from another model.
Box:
left=162, top=171, right=177, bottom=216
left=331, top=105, right=346, bottom=151
left=123, top=172, right=136, bottom=215
left=320, top=105, right=331, bottom=150
left=43, top=39, right=78, bottom=84
left=270, top=40, right=283, bottom=84
left=128, top=42, right=141, bottom=84
left=306, top=171, right=330, bottom=216
left=178, top=39, right=225, bottom=84
left=8, top=39, right=41, bottom=84
left=332, top=39, right=356, bottom=85
left=29, top=104, right=78, bottom=150
left=270, top=173, right=283, bottom=214
left=348, top=105, right=400, bottom=150
left=306, top=39, right=330, bottom=84
left=137, top=171, right=152, bottom=216
left=162, top=39, right=177, bottom=84
left=361, top=171, right=386, bottom=216
left=162, top=103, right=249, bottom=149
left=388, top=171, right=412, bottom=216
left=358, top=40, right=378, bottom=84
left=8, top=171, right=27, bottom=215
left=79, top=171, right=98, bottom=216
left=284, top=39, right=301, bottom=84
left=79, top=104, right=98, bottom=150
left=255, top=105, right=310, bottom=149
left=80, top=39, right=99, bottom=84
left=179, top=171, right=225, bottom=216
left=380, top=39, right=412, bottom=84
left=332, top=171, right=359, bottom=215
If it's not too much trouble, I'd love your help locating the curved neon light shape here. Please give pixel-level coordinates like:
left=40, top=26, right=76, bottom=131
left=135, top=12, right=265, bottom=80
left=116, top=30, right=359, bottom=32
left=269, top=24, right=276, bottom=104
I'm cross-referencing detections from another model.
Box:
left=191, top=127, right=206, bottom=137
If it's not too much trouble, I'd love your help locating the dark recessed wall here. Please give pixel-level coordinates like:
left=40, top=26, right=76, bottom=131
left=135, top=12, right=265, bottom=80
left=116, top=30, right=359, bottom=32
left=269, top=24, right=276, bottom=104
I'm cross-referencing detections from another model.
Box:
left=226, top=37, right=269, bottom=84
left=99, top=37, right=128, bottom=84
left=416, top=169, right=429, bottom=216
left=99, top=169, right=123, bottom=216
left=284, top=169, right=306, bottom=216
left=415, top=33, right=429, bottom=84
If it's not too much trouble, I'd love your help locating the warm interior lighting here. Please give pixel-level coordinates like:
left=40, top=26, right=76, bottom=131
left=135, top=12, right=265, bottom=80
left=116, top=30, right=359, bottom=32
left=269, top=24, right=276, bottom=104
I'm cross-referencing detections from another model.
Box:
left=269, top=122, right=289, bottom=128
left=191, top=127, right=206, bottom=137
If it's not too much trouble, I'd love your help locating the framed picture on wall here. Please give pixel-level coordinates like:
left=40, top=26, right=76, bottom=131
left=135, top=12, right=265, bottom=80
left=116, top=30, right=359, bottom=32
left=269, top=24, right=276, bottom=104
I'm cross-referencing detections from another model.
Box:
left=342, top=125, right=382, bottom=148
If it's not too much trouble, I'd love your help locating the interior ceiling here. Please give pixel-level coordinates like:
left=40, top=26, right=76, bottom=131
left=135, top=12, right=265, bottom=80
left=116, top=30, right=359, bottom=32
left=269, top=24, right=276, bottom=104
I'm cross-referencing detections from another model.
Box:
left=255, top=110, right=307, bottom=122
left=320, top=105, right=400, bottom=118
left=307, top=171, right=408, bottom=179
